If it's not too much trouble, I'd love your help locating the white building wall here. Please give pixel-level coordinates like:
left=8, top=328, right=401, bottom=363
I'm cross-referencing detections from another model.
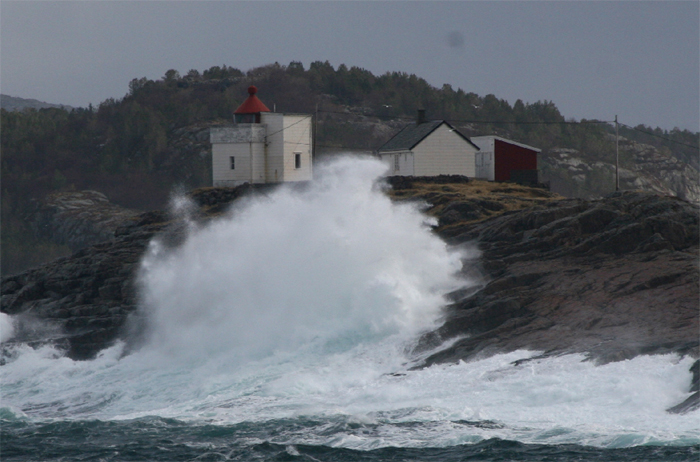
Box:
left=475, top=152, right=495, bottom=181
left=212, top=143, right=250, bottom=186
left=261, top=113, right=285, bottom=182
left=379, top=151, right=414, bottom=176
left=212, top=142, right=268, bottom=186
left=280, top=114, right=313, bottom=182
left=412, top=124, right=476, bottom=177
left=378, top=154, right=392, bottom=174
left=472, top=137, right=495, bottom=181
left=211, top=125, right=268, bottom=186
left=250, top=142, right=266, bottom=184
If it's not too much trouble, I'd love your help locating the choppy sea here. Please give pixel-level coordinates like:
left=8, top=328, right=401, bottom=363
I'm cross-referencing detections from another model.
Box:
left=2, top=157, right=697, bottom=461
left=2, top=344, right=697, bottom=461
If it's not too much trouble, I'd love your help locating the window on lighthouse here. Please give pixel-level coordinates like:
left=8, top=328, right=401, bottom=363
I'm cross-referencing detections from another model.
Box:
left=235, top=114, right=256, bottom=124
left=230, top=156, right=235, bottom=170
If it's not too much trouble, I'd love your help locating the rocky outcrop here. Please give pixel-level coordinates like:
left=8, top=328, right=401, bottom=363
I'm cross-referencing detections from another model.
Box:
left=413, top=190, right=699, bottom=413
left=28, top=191, right=140, bottom=252
left=541, top=138, right=700, bottom=204
left=420, top=191, right=698, bottom=364
left=2, top=183, right=698, bottom=411
left=1, top=185, right=264, bottom=360
left=1, top=211, right=165, bottom=360
left=667, top=360, right=699, bottom=414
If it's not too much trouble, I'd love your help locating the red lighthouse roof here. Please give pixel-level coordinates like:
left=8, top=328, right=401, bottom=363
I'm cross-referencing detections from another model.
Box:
left=234, top=86, right=271, bottom=114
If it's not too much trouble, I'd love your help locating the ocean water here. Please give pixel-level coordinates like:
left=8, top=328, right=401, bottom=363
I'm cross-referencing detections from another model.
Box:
left=1, top=157, right=698, bottom=461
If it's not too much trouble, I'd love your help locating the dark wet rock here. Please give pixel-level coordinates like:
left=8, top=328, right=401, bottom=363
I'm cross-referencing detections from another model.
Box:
left=419, top=191, right=699, bottom=412
left=667, top=392, right=700, bottom=415
left=0, top=228, right=153, bottom=359
left=667, top=360, right=700, bottom=414
left=1, top=183, right=265, bottom=360
left=416, top=191, right=699, bottom=415
left=691, top=360, right=700, bottom=393
left=439, top=201, right=484, bottom=226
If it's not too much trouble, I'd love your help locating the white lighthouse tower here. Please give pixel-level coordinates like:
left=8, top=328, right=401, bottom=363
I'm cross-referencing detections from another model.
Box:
left=210, top=86, right=313, bottom=187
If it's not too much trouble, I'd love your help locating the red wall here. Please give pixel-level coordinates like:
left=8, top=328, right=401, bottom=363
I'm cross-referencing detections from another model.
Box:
left=493, top=139, right=538, bottom=182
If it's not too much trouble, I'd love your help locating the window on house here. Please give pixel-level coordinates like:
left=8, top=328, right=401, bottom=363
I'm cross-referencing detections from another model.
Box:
left=394, top=155, right=400, bottom=172
left=294, top=152, right=301, bottom=169
left=230, top=156, right=235, bottom=170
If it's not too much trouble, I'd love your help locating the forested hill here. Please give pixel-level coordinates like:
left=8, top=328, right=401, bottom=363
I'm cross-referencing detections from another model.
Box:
left=2, top=61, right=698, bottom=275
left=0, top=94, right=74, bottom=112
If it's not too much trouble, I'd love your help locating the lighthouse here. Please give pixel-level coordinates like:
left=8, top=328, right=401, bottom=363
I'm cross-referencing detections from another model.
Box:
left=210, top=86, right=313, bottom=186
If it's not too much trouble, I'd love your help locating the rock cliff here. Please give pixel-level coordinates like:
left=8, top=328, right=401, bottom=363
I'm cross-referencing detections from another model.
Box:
left=540, top=136, right=700, bottom=204
left=1, top=184, right=265, bottom=360
left=418, top=190, right=698, bottom=366
left=28, top=190, right=140, bottom=252
left=1, top=210, right=163, bottom=359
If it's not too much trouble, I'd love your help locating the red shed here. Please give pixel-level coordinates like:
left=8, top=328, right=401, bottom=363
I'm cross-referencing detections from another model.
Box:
left=471, top=136, right=540, bottom=184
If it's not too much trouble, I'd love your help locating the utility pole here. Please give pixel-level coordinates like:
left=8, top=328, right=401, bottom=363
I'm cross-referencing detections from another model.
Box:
left=615, top=115, right=619, bottom=192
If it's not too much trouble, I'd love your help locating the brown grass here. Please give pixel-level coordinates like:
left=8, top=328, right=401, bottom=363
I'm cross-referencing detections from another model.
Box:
left=387, top=179, right=565, bottom=229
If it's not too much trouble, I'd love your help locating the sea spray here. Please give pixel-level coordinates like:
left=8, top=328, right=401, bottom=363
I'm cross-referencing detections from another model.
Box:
left=0, top=313, right=15, bottom=343
left=136, top=156, right=467, bottom=364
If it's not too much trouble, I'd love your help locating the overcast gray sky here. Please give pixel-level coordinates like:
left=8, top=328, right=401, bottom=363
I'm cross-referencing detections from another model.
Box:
left=1, top=1, right=698, bottom=131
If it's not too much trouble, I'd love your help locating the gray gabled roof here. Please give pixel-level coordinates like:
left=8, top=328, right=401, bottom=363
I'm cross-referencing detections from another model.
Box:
left=377, top=120, right=480, bottom=152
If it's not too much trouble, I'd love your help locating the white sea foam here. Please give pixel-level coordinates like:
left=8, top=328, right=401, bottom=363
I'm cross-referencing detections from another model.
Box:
left=0, top=156, right=697, bottom=449
left=1, top=341, right=697, bottom=448
left=136, top=156, right=465, bottom=364
left=0, top=313, right=15, bottom=343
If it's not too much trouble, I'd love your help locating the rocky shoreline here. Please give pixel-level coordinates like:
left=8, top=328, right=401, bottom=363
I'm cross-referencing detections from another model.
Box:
left=422, top=190, right=698, bottom=364
left=1, top=179, right=698, bottom=412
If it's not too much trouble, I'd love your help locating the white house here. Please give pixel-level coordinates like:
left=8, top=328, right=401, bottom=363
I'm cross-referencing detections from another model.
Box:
left=210, top=86, right=313, bottom=187
left=376, top=110, right=480, bottom=177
